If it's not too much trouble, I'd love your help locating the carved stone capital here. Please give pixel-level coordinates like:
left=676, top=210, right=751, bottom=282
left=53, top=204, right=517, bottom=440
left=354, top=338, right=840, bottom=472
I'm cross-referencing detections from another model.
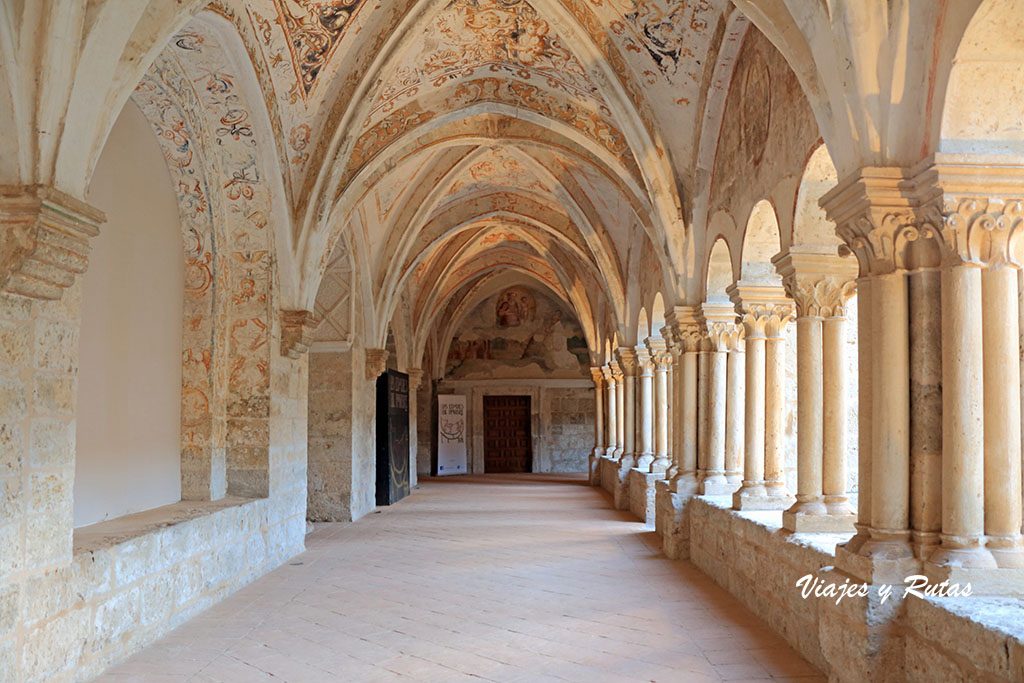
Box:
left=645, top=336, right=672, bottom=370
left=280, top=310, right=319, bottom=358
left=665, top=305, right=702, bottom=353
left=601, top=364, right=616, bottom=384
left=705, top=321, right=744, bottom=352
left=590, top=366, right=605, bottom=388
left=698, top=301, right=738, bottom=351
left=606, top=358, right=622, bottom=385
left=365, top=348, right=389, bottom=381
left=773, top=248, right=858, bottom=318
left=917, top=160, right=1024, bottom=268
left=407, top=367, right=424, bottom=392
left=635, top=345, right=654, bottom=377
left=0, top=185, right=104, bottom=299
left=616, top=347, right=638, bottom=376
left=819, top=166, right=923, bottom=276
left=727, top=280, right=794, bottom=337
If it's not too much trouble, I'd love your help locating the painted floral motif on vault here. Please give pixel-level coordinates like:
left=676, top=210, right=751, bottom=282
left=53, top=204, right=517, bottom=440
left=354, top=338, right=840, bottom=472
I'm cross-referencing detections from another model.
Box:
left=270, top=0, right=365, bottom=99
left=371, top=0, right=605, bottom=121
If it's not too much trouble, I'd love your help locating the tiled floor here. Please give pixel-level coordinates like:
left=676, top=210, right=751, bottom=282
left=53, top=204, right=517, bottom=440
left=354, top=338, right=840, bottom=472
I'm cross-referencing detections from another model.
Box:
left=99, top=474, right=824, bottom=682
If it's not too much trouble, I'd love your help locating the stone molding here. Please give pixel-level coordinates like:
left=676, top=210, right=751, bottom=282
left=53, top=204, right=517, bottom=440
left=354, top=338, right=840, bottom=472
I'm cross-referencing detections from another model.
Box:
left=280, top=310, right=319, bottom=358
left=773, top=248, right=858, bottom=318
left=365, top=348, right=389, bottom=380
left=601, top=364, right=616, bottom=384
left=665, top=305, right=702, bottom=353
left=609, top=359, right=623, bottom=383
left=589, top=366, right=605, bottom=388
left=407, top=367, right=424, bottom=392
left=0, top=184, right=105, bottom=299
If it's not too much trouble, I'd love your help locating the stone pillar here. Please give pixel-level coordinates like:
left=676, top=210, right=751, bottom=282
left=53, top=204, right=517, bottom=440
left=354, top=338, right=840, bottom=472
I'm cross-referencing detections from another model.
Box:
left=823, top=167, right=918, bottom=583
left=729, top=283, right=794, bottom=510
left=635, top=346, right=655, bottom=472
left=724, top=328, right=745, bottom=487
left=909, top=269, right=942, bottom=560
left=698, top=302, right=737, bottom=496
left=648, top=336, right=671, bottom=474
left=776, top=249, right=858, bottom=533
left=764, top=315, right=794, bottom=507
left=589, top=367, right=604, bottom=486
left=603, top=365, right=618, bottom=458
left=613, top=361, right=625, bottom=459
left=982, top=266, right=1024, bottom=567
left=667, top=309, right=700, bottom=496
left=614, top=348, right=637, bottom=509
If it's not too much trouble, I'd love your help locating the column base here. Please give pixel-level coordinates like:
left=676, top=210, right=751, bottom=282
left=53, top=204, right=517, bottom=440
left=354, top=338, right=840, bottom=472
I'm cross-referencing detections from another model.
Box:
left=733, top=483, right=792, bottom=511
left=698, top=472, right=734, bottom=496
left=654, top=483, right=692, bottom=560
left=667, top=472, right=700, bottom=497
left=988, top=537, right=1024, bottom=568
left=927, top=541, right=997, bottom=569
left=726, top=472, right=743, bottom=487
left=651, top=457, right=671, bottom=474
left=635, top=453, right=654, bottom=471
left=588, top=451, right=601, bottom=486
left=783, top=509, right=857, bottom=533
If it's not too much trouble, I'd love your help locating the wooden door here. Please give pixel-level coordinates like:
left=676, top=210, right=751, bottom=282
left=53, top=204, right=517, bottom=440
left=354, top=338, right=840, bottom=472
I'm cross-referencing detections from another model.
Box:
left=483, top=395, right=532, bottom=473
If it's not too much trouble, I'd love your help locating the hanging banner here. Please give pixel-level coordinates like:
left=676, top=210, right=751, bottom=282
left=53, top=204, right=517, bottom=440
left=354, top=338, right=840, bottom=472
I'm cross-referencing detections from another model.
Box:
left=437, top=394, right=467, bottom=476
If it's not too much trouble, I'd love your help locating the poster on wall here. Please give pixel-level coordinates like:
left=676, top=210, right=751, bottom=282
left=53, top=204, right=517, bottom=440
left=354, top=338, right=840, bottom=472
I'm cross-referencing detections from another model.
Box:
left=437, top=394, right=467, bottom=476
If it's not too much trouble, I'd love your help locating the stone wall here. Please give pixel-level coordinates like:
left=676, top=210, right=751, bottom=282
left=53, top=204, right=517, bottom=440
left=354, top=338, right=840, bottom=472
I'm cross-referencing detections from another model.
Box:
left=306, top=345, right=377, bottom=522
left=662, top=493, right=1023, bottom=682
left=436, top=379, right=593, bottom=473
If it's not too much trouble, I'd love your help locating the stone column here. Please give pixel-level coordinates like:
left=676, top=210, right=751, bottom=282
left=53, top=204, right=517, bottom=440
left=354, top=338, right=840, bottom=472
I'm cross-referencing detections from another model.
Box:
left=729, top=283, right=794, bottom=510
left=615, top=349, right=637, bottom=509
left=982, top=266, right=1024, bottom=567
left=603, top=365, right=618, bottom=458
left=667, top=310, right=701, bottom=496
left=613, top=361, right=625, bottom=459
left=909, top=269, right=942, bottom=560
left=589, top=367, right=605, bottom=486
left=823, top=168, right=918, bottom=583
left=776, top=249, right=858, bottom=533
left=764, top=311, right=795, bottom=507
left=698, top=302, right=736, bottom=496
left=648, top=336, right=672, bottom=474
left=635, top=346, right=655, bottom=472
left=725, top=328, right=745, bottom=487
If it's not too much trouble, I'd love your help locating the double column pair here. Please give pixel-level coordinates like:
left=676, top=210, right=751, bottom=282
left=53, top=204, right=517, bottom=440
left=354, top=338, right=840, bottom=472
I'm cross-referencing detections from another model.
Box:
left=695, top=303, right=744, bottom=495
left=774, top=250, right=858, bottom=532
left=823, top=163, right=1024, bottom=584
left=635, top=336, right=673, bottom=474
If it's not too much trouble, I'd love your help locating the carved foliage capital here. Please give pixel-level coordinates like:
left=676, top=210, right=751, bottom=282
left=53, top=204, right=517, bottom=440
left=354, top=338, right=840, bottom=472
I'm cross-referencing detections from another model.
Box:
left=741, top=302, right=794, bottom=338
left=930, top=195, right=1024, bottom=268
left=407, top=367, right=424, bottom=392
left=781, top=274, right=857, bottom=318
left=704, top=321, right=743, bottom=352
left=616, top=348, right=638, bottom=375
left=590, top=366, right=605, bottom=387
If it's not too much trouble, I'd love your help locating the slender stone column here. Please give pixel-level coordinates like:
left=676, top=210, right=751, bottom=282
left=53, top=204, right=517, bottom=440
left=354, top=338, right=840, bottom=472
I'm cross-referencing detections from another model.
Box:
left=931, top=263, right=994, bottom=567
left=667, top=311, right=701, bottom=496
left=729, top=283, right=793, bottom=510
left=982, top=266, right=1024, bottom=567
left=589, top=367, right=605, bottom=485
left=616, top=348, right=637, bottom=474
left=635, top=346, right=655, bottom=471
left=603, top=365, right=618, bottom=458
left=697, top=337, right=710, bottom=479
left=648, top=336, right=672, bottom=473
left=613, top=362, right=625, bottom=459
left=725, top=330, right=745, bottom=487
left=663, top=329, right=678, bottom=480
left=822, top=315, right=854, bottom=516
left=776, top=250, right=858, bottom=533
left=909, top=269, right=942, bottom=559
left=764, top=316, right=795, bottom=506
left=699, top=302, right=736, bottom=496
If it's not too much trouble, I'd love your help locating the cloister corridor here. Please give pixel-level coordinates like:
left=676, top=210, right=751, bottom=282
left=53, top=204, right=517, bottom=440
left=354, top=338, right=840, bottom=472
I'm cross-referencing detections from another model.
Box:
left=98, top=475, right=820, bottom=683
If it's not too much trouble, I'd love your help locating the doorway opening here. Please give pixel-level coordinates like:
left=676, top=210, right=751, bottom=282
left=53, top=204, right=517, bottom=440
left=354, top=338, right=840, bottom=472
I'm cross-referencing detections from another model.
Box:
left=483, top=395, right=533, bottom=473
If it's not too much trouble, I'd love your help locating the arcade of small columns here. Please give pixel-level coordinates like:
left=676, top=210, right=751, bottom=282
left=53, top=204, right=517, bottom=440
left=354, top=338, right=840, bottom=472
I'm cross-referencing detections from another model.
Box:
left=590, top=163, right=1024, bottom=590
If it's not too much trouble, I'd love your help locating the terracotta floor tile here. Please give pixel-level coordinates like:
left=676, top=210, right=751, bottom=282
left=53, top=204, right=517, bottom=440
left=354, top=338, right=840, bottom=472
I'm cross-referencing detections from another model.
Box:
left=96, top=474, right=820, bottom=682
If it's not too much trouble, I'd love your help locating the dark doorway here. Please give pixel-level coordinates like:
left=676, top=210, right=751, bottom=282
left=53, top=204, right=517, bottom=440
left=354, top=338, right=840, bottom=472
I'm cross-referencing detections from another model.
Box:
left=483, top=395, right=532, bottom=473
left=376, top=369, right=410, bottom=505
